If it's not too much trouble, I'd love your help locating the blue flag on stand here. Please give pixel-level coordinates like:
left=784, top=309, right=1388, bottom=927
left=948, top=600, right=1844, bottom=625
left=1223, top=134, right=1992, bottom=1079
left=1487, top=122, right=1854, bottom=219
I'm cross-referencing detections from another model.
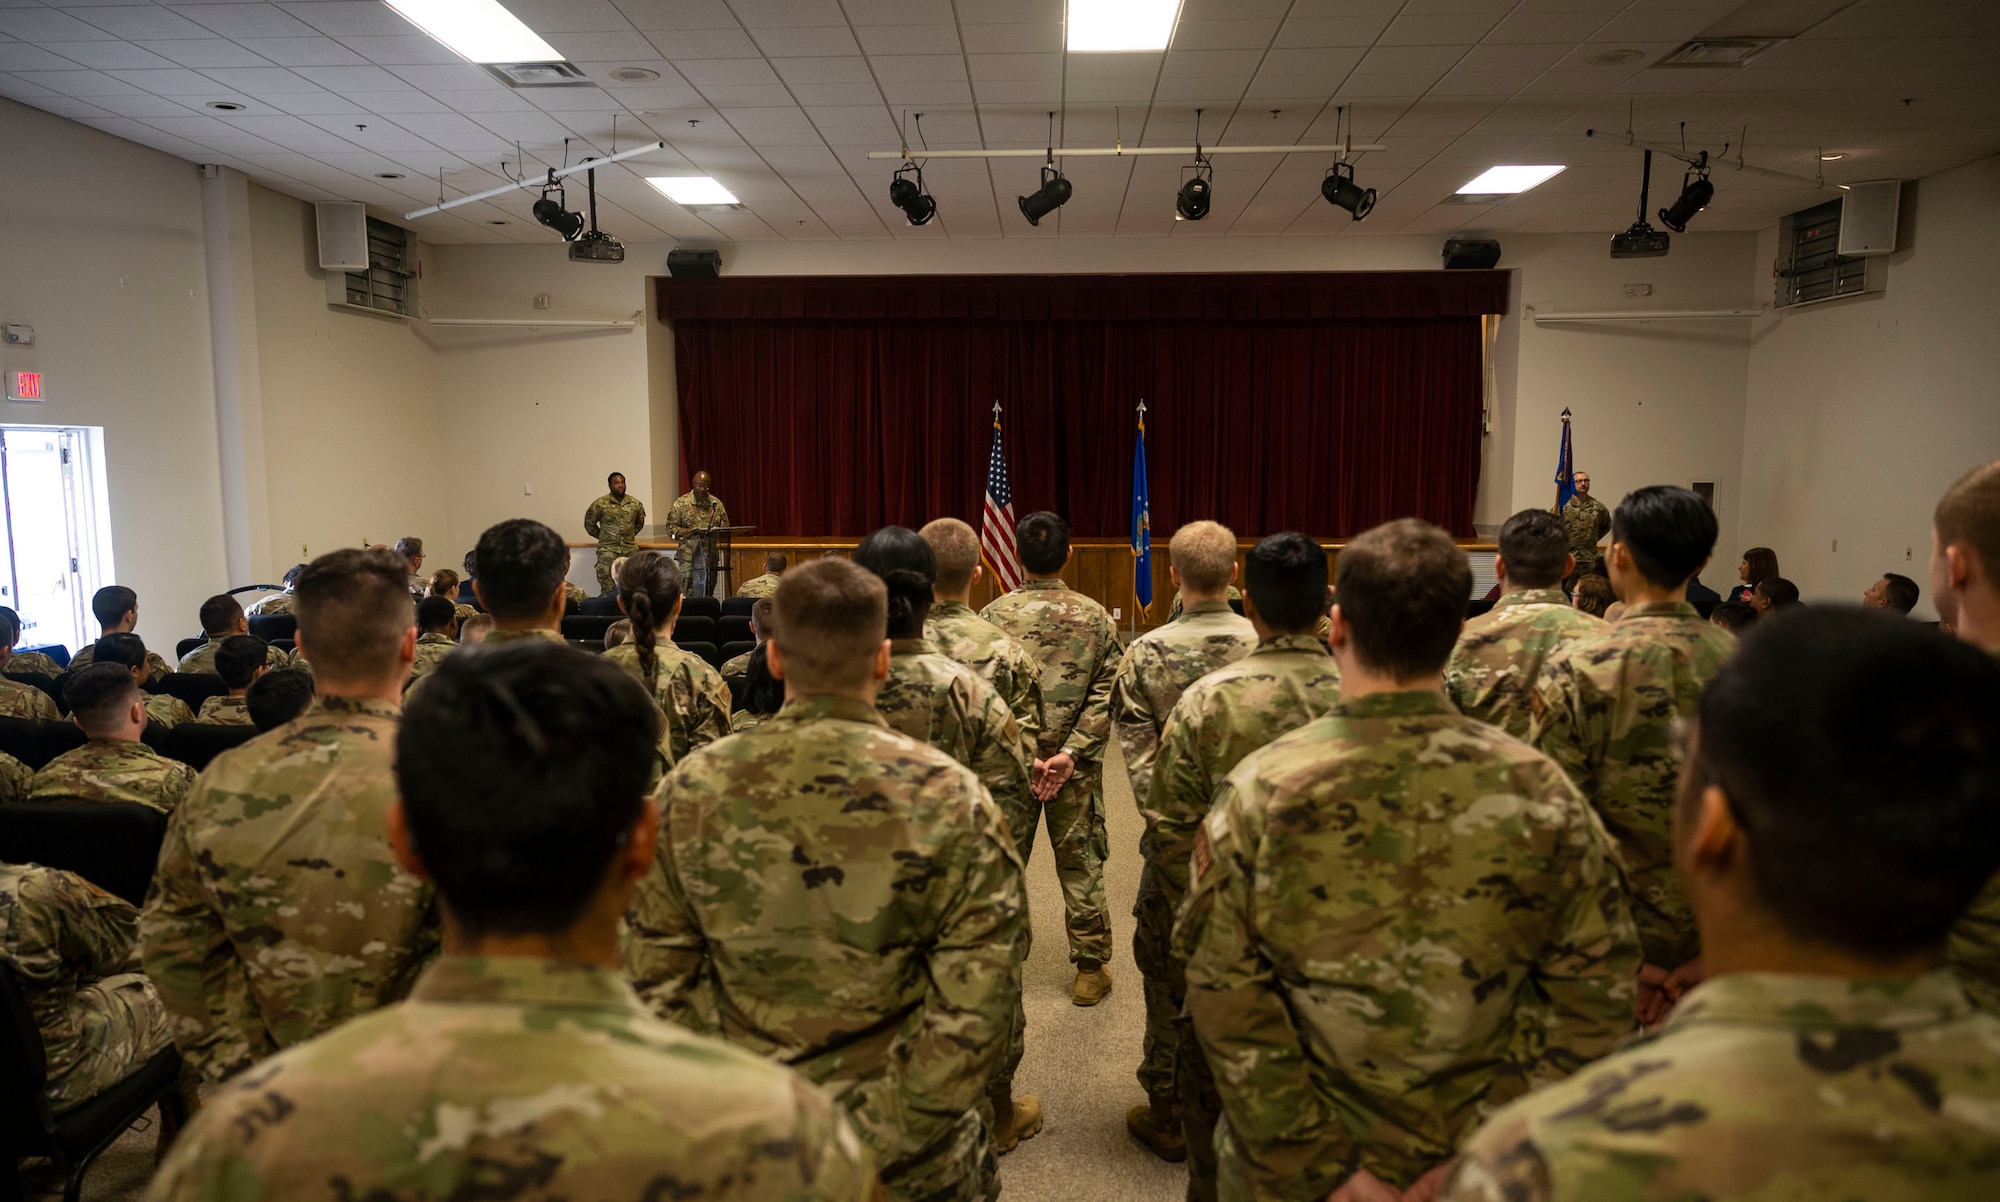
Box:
left=1554, top=408, right=1576, bottom=511
left=1132, top=402, right=1153, bottom=611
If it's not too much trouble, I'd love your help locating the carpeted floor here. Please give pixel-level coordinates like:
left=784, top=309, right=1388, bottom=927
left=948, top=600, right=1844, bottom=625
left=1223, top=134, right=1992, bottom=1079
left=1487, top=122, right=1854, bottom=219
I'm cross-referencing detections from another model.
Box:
left=18, top=742, right=1185, bottom=1202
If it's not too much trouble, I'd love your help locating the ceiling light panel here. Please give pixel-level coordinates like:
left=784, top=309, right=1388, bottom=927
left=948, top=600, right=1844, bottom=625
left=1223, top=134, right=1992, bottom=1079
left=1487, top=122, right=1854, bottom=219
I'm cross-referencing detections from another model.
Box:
left=647, top=176, right=741, bottom=205
left=382, top=0, right=562, bottom=64
left=1457, top=165, right=1566, bottom=194
left=1068, top=0, right=1183, bottom=53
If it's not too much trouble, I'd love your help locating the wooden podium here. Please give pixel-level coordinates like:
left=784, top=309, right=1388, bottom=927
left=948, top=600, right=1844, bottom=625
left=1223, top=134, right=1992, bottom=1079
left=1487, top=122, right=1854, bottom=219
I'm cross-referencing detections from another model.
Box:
left=685, top=525, right=754, bottom=597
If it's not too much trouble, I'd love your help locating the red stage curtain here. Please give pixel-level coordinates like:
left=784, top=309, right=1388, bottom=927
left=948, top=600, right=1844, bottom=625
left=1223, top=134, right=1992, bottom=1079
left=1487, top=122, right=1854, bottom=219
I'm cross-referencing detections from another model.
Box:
left=666, top=272, right=1505, bottom=539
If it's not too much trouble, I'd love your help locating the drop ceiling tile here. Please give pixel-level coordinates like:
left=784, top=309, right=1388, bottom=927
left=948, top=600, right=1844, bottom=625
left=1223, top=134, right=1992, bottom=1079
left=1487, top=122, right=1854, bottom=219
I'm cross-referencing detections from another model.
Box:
left=612, top=0, right=736, bottom=31
left=967, top=51, right=1059, bottom=81
left=330, top=35, right=463, bottom=65
left=788, top=80, right=883, bottom=105
left=146, top=39, right=275, bottom=68
left=1357, top=44, right=1469, bottom=74
left=867, top=53, right=963, bottom=83
left=546, top=31, right=664, bottom=62
left=756, top=143, right=843, bottom=172
left=878, top=78, right=970, bottom=105
left=804, top=103, right=896, bottom=130
left=1258, top=46, right=1365, bottom=76
left=854, top=24, right=959, bottom=55
left=1164, top=47, right=1266, bottom=77
left=599, top=81, right=704, bottom=105
left=349, top=89, right=452, bottom=113
left=503, top=0, right=638, bottom=34
left=234, top=36, right=368, bottom=66
left=1486, top=10, right=1613, bottom=44
left=727, top=0, right=847, bottom=25
left=25, top=94, right=115, bottom=120
left=37, top=41, right=179, bottom=73
left=290, top=62, right=402, bottom=90
left=391, top=63, right=510, bottom=92
left=686, top=82, right=795, bottom=105
left=467, top=109, right=573, bottom=140
left=680, top=58, right=786, bottom=88
left=1274, top=15, right=1393, bottom=48
left=387, top=110, right=493, bottom=138
left=88, top=90, right=202, bottom=117
left=1173, top=18, right=1283, bottom=50
left=1379, top=12, right=1504, bottom=46
left=0, top=9, right=118, bottom=41
left=1063, top=76, right=1160, bottom=103
left=263, top=89, right=367, bottom=114
left=960, top=23, right=1060, bottom=54
left=970, top=77, right=1061, bottom=104
left=11, top=67, right=147, bottom=94
left=1153, top=75, right=1247, bottom=103
left=172, top=4, right=322, bottom=39
left=647, top=27, right=758, bottom=58
left=1428, top=68, right=1540, bottom=96
left=1065, top=51, right=1163, bottom=81
left=71, top=5, right=212, bottom=40
left=751, top=26, right=860, bottom=57
left=0, top=41, right=82, bottom=71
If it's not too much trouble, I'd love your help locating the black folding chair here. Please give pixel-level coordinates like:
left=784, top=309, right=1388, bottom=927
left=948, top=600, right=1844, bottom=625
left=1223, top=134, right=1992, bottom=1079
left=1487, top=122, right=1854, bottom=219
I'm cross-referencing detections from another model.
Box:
left=672, top=616, right=715, bottom=645
left=0, top=964, right=186, bottom=1202
left=676, top=640, right=721, bottom=669
left=718, top=641, right=757, bottom=674
left=246, top=614, right=296, bottom=642
left=151, top=674, right=227, bottom=708
left=720, top=597, right=755, bottom=618
left=7, top=673, right=61, bottom=714
left=162, top=723, right=260, bottom=771
left=174, top=637, right=204, bottom=661
left=560, top=615, right=618, bottom=642
left=681, top=596, right=722, bottom=621
left=717, top=616, right=754, bottom=645
left=0, top=719, right=85, bottom=771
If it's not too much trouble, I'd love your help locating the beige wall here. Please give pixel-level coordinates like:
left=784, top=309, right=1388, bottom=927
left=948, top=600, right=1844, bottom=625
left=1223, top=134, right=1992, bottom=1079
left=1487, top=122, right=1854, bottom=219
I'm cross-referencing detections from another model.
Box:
left=1740, top=155, right=2000, bottom=617
left=0, top=97, right=226, bottom=656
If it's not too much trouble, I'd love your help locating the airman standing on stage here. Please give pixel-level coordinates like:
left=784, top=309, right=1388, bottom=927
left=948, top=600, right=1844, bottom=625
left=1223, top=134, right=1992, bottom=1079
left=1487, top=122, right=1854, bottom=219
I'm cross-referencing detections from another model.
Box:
left=664, top=470, right=730, bottom=597
left=1557, top=470, right=1612, bottom=580
left=584, top=471, right=647, bottom=596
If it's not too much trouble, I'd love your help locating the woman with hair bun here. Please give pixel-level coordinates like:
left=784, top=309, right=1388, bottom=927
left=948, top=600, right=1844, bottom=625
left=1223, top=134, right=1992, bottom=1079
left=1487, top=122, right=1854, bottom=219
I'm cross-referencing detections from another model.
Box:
left=429, top=569, right=478, bottom=625
left=607, top=551, right=731, bottom=765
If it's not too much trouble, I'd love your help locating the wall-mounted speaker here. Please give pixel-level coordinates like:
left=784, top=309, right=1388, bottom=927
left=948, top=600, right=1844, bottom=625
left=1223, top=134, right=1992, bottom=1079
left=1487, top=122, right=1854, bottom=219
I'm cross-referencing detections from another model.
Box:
left=314, top=201, right=369, bottom=271
left=667, top=248, right=722, bottom=279
left=1838, top=180, right=1901, bottom=257
left=1442, top=238, right=1501, bottom=269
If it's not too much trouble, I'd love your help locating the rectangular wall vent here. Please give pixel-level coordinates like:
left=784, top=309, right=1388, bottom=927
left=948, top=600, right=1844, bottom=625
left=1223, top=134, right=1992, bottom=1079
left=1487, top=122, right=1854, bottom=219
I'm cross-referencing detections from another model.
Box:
left=482, top=61, right=591, bottom=87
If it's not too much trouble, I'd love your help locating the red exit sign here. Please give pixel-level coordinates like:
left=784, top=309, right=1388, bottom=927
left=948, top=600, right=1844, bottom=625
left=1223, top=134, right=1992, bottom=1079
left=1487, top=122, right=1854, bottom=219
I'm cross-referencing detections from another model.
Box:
left=7, top=371, right=40, bottom=401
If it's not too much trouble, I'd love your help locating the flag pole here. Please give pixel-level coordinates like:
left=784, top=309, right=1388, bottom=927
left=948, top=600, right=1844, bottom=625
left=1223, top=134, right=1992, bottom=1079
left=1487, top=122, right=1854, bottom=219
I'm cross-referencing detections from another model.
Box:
left=1131, top=398, right=1149, bottom=637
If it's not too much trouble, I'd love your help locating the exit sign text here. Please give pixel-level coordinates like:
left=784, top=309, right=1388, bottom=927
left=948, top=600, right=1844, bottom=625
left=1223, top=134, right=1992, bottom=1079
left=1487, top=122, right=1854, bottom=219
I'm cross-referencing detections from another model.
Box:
left=6, top=371, right=41, bottom=402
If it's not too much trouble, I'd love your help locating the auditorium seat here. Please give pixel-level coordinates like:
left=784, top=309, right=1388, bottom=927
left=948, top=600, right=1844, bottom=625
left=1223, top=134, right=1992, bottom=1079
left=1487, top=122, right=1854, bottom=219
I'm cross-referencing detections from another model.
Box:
left=139, top=719, right=171, bottom=755
left=162, top=723, right=259, bottom=771
left=676, top=641, right=721, bottom=669
left=719, top=641, right=756, bottom=674
left=577, top=592, right=622, bottom=616
left=720, top=598, right=755, bottom=617
left=672, top=616, right=715, bottom=645
left=682, top=597, right=722, bottom=621
left=152, top=674, right=227, bottom=708
left=717, top=616, right=753, bottom=645
left=175, top=637, right=204, bottom=661
left=272, top=638, right=296, bottom=654
left=0, top=718, right=85, bottom=770
left=560, top=615, right=618, bottom=642
left=246, top=614, right=296, bottom=642
left=566, top=640, right=606, bottom=655
left=0, top=802, right=167, bottom=907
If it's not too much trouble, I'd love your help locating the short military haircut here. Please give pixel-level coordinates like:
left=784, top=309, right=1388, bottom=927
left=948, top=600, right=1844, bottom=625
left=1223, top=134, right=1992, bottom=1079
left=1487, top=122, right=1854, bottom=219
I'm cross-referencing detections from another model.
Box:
left=765, top=553, right=787, bottom=573
left=920, top=517, right=982, bottom=593
left=1610, top=486, right=1718, bottom=589
left=854, top=525, right=936, bottom=640
left=1881, top=572, right=1921, bottom=615
left=280, top=563, right=307, bottom=589
left=606, top=471, right=624, bottom=487
left=1170, top=521, right=1237, bottom=594
left=91, top=585, right=136, bottom=628
left=1497, top=509, right=1570, bottom=589
left=294, top=547, right=416, bottom=681
left=604, top=619, right=632, bottom=651
left=1755, top=576, right=1801, bottom=608
left=398, top=641, right=660, bottom=939
left=1017, top=511, right=1071, bottom=576
left=1935, top=460, right=2000, bottom=581
left=395, top=536, right=423, bottom=560
left=1333, top=519, right=1471, bottom=679
left=64, top=663, right=138, bottom=734
left=0, top=605, right=20, bottom=647
left=215, top=634, right=270, bottom=689
left=247, top=668, right=315, bottom=730
left=472, top=519, right=570, bottom=621
left=91, top=632, right=148, bottom=672
left=459, top=614, right=495, bottom=644
left=750, top=596, right=775, bottom=639
left=773, top=558, right=887, bottom=693
left=1692, top=607, right=2000, bottom=958
left=198, top=593, right=244, bottom=635
left=417, top=595, right=458, bottom=633
left=1243, top=532, right=1329, bottom=635
left=1710, top=600, right=1758, bottom=633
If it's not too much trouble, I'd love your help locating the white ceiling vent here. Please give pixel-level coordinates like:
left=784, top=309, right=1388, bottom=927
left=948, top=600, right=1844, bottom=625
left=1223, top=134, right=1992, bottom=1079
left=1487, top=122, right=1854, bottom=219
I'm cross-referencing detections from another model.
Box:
left=481, top=61, right=592, bottom=88
left=1657, top=38, right=1788, bottom=66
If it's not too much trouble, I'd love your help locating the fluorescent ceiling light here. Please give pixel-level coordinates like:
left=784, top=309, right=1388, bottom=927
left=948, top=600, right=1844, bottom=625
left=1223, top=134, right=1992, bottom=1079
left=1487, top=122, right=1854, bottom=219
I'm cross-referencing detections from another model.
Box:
left=1067, top=0, right=1181, bottom=52
left=647, top=176, right=740, bottom=205
left=383, top=0, right=561, bottom=63
left=1457, top=165, right=1566, bottom=195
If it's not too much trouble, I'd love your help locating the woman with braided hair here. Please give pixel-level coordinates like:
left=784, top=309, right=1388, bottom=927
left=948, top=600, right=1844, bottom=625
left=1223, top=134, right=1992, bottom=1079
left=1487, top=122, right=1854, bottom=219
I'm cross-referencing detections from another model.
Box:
left=605, top=551, right=731, bottom=766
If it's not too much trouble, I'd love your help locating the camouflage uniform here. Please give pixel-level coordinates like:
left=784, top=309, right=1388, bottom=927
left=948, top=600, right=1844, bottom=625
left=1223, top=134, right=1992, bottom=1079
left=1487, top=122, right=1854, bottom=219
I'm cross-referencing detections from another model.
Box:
left=5, top=649, right=64, bottom=677
left=1557, top=494, right=1611, bottom=578
left=730, top=709, right=774, bottom=732
left=981, top=579, right=1123, bottom=965
left=29, top=738, right=195, bottom=814
left=195, top=694, right=255, bottom=726
left=0, top=863, right=174, bottom=1109
left=926, top=601, right=1045, bottom=753
left=1442, top=972, right=2000, bottom=1202
left=244, top=592, right=295, bottom=617
left=1446, top=588, right=1607, bottom=740
left=625, top=696, right=1026, bottom=1202
left=0, top=750, right=29, bottom=803
left=1180, top=690, right=1641, bottom=1199
left=407, top=631, right=456, bottom=683
left=603, top=640, right=731, bottom=767
left=143, top=690, right=195, bottom=731
left=149, top=956, right=881, bottom=1202
left=68, top=644, right=174, bottom=683
left=664, top=491, right=730, bottom=597
left=176, top=639, right=292, bottom=676
left=1110, top=599, right=1256, bottom=803
left=1137, top=634, right=1342, bottom=1190
left=1946, top=645, right=2000, bottom=1010
left=0, top=674, right=58, bottom=720
left=1531, top=601, right=1734, bottom=968
left=737, top=571, right=782, bottom=598
left=139, top=695, right=441, bottom=1083
left=584, top=491, right=648, bottom=595
left=721, top=646, right=757, bottom=678
left=1165, top=585, right=1241, bottom=622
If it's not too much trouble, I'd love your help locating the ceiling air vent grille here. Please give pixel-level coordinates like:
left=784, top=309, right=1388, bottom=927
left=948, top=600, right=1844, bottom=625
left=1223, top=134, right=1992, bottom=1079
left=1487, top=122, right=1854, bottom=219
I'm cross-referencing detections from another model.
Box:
left=1658, top=38, right=1787, bottom=67
left=482, top=61, right=591, bottom=88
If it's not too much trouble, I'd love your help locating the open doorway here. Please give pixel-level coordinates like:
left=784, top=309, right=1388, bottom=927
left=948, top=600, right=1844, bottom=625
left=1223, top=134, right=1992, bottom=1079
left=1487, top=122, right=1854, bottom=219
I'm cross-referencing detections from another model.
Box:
left=1, top=425, right=113, bottom=656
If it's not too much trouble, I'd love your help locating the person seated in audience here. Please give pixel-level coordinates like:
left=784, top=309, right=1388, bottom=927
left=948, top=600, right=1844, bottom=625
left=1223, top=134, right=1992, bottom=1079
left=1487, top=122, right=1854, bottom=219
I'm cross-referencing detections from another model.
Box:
left=719, top=597, right=772, bottom=679
left=625, top=557, right=1026, bottom=1202
left=140, top=547, right=439, bottom=1084
left=408, top=597, right=458, bottom=686
left=736, top=552, right=787, bottom=599
left=729, top=643, right=784, bottom=731
left=1751, top=575, right=1801, bottom=613
left=30, top=664, right=195, bottom=814
left=246, top=563, right=306, bottom=617
left=0, top=649, right=60, bottom=720
left=462, top=521, right=570, bottom=647
left=92, top=633, right=194, bottom=730
left=246, top=667, right=314, bottom=732
left=1447, top=509, right=1605, bottom=740
left=0, top=750, right=30, bottom=803
left=919, top=518, right=1043, bottom=747
left=563, top=580, right=589, bottom=614
left=1533, top=485, right=1734, bottom=1022
left=1863, top=571, right=1921, bottom=615
left=1933, top=460, right=2000, bottom=1010
left=1442, top=608, right=2000, bottom=1202
left=1684, top=572, right=1721, bottom=619
left=1, top=605, right=63, bottom=678
left=606, top=551, right=730, bottom=767
left=1164, top=583, right=1243, bottom=622
left=197, top=635, right=271, bottom=725
left=578, top=556, right=627, bottom=616
left=67, top=586, right=172, bottom=681
left=603, top=618, right=632, bottom=651
left=0, top=862, right=183, bottom=1114
left=1181, top=519, right=1638, bottom=1202
left=151, top=641, right=877, bottom=1201
left=1710, top=599, right=1758, bottom=634
left=1727, top=545, right=1779, bottom=605
left=395, top=536, right=427, bottom=596
left=179, top=594, right=290, bottom=674
left=427, top=569, right=478, bottom=625
left=458, top=613, right=495, bottom=645
left=1571, top=573, right=1615, bottom=618
left=1137, top=532, right=1343, bottom=1182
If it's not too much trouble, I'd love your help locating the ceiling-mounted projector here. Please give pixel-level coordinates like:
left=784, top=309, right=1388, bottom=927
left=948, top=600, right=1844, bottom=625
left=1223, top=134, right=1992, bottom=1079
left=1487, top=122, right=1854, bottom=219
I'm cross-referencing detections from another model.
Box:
left=1610, top=223, right=1670, bottom=259
left=568, top=231, right=624, bottom=262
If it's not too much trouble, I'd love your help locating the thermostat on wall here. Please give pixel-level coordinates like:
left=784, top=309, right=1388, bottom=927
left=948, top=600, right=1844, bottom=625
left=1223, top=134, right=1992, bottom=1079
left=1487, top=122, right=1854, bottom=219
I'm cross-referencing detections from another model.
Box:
left=6, top=371, right=43, bottom=402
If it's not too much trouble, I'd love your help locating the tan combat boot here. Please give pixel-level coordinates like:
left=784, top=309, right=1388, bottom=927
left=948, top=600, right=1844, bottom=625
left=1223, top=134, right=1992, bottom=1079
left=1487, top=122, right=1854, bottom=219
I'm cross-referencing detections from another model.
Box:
left=1126, top=1094, right=1187, bottom=1163
left=1072, top=961, right=1113, bottom=1006
left=992, top=1088, right=1045, bottom=1154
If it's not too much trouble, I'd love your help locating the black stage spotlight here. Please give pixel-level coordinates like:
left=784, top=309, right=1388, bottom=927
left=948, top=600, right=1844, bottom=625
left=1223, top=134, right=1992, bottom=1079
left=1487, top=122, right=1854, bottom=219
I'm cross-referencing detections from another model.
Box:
left=1020, top=163, right=1072, bottom=226
left=1177, top=154, right=1213, bottom=221
left=889, top=161, right=937, bottom=226
left=533, top=187, right=585, bottom=241
left=1659, top=152, right=1714, bottom=233
left=1321, top=162, right=1376, bottom=220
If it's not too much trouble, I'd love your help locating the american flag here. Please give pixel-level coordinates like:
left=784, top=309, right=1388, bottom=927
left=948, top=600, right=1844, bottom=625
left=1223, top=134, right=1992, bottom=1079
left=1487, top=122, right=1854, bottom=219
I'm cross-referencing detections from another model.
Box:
left=981, top=402, right=1024, bottom=592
